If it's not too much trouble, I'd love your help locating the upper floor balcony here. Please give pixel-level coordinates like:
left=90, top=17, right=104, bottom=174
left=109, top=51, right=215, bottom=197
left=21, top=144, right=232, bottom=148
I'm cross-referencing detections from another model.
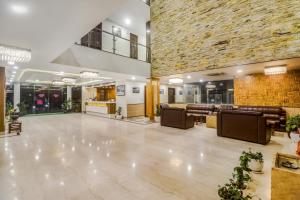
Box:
left=77, top=23, right=151, bottom=63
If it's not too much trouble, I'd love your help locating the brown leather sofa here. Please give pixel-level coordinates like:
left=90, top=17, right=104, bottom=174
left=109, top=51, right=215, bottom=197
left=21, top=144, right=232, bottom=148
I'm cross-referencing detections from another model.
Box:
left=160, top=104, right=194, bottom=129
left=237, top=106, right=286, bottom=132
left=186, top=104, right=216, bottom=115
left=217, top=110, right=271, bottom=145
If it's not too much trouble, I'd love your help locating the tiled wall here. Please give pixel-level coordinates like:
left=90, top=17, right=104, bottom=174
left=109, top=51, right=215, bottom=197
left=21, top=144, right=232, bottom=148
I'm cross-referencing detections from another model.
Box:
left=234, top=70, right=300, bottom=108
left=151, top=0, right=300, bottom=77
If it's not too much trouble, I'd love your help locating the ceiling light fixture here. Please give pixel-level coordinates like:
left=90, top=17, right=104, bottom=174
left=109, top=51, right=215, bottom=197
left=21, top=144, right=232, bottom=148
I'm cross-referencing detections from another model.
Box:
left=237, top=69, right=243, bottom=73
left=56, top=71, right=65, bottom=76
left=146, top=29, right=151, bottom=33
left=13, top=66, right=18, bottom=69
left=169, top=78, right=183, bottom=84
left=187, top=75, right=192, bottom=79
left=80, top=71, right=98, bottom=79
left=62, top=77, right=76, bottom=84
left=131, top=76, right=136, bottom=80
left=12, top=71, right=16, bottom=74
left=11, top=4, right=28, bottom=14
left=199, top=79, right=204, bottom=83
left=0, top=44, right=31, bottom=63
left=52, top=80, right=65, bottom=86
left=264, top=66, right=287, bottom=75
left=8, top=61, right=15, bottom=65
left=125, top=18, right=131, bottom=25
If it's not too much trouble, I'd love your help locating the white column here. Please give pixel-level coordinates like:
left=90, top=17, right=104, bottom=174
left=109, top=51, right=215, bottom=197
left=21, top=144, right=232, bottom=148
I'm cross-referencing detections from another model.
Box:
left=67, top=86, right=72, bottom=101
left=13, top=83, right=20, bottom=109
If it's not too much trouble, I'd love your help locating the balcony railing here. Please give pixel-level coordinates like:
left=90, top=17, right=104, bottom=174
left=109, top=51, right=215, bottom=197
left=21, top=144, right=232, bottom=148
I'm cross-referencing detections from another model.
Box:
left=78, top=28, right=151, bottom=63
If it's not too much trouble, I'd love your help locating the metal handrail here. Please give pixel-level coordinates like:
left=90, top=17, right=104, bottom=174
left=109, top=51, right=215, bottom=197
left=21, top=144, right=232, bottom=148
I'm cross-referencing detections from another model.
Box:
left=79, top=28, right=151, bottom=63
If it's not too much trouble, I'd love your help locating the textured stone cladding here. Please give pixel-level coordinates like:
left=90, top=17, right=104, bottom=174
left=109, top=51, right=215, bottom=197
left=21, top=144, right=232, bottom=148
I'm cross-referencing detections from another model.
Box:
left=234, top=70, right=300, bottom=108
left=151, top=0, right=300, bottom=77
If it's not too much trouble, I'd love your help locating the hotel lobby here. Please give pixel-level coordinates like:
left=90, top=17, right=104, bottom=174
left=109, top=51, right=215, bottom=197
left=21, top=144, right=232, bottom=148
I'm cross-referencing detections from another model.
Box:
left=1, top=0, right=300, bottom=200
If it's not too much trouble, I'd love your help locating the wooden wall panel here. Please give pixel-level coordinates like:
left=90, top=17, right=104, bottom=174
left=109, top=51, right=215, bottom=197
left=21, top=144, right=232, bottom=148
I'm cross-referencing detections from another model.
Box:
left=234, top=70, right=300, bottom=108
left=127, top=104, right=145, bottom=118
left=0, top=67, right=5, bottom=133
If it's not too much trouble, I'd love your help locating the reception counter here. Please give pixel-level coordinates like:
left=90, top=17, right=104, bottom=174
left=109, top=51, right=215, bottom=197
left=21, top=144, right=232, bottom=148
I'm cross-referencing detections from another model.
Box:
left=85, top=101, right=116, bottom=114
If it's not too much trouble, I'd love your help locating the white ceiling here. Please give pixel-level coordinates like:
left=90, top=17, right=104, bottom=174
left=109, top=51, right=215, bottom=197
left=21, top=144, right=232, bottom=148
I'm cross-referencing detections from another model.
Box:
left=160, top=58, right=300, bottom=85
left=0, top=0, right=126, bottom=81
left=107, top=0, right=150, bottom=38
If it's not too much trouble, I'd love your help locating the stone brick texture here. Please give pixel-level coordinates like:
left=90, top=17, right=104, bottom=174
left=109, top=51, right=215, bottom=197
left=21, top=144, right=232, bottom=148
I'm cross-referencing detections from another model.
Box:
left=151, top=0, right=300, bottom=77
left=234, top=70, right=300, bottom=107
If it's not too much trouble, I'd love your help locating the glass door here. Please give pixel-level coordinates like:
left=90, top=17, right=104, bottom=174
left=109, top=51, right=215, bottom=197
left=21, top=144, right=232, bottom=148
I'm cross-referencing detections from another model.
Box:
left=34, top=85, right=49, bottom=114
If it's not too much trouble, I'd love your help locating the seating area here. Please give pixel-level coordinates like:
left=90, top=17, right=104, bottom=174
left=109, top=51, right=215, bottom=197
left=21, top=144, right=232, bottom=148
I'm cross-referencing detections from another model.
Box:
left=160, top=103, right=287, bottom=145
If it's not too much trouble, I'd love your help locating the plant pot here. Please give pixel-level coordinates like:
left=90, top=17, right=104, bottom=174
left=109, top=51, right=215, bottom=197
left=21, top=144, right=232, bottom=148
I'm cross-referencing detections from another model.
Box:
left=115, top=115, right=122, bottom=120
left=249, top=160, right=264, bottom=173
left=10, top=114, right=19, bottom=121
left=155, top=116, right=160, bottom=122
left=290, top=131, right=300, bottom=143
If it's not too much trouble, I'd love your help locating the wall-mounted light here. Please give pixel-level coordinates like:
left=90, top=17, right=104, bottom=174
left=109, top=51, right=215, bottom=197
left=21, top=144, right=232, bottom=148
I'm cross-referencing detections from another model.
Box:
left=264, top=66, right=287, bottom=75
left=169, top=78, right=183, bottom=84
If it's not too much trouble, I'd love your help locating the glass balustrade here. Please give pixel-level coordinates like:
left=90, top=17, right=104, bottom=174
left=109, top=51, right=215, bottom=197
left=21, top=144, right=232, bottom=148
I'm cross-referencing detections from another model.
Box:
left=78, top=29, right=150, bottom=63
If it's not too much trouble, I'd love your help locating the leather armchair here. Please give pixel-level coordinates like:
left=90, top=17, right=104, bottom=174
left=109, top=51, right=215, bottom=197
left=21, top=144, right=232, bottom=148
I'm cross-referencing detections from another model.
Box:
left=160, top=104, right=194, bottom=129
left=217, top=110, right=271, bottom=145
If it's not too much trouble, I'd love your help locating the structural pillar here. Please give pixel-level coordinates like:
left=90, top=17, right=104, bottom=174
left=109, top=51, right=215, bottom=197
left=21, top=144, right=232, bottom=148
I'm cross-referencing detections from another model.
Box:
left=146, top=77, right=160, bottom=120
left=67, top=86, right=72, bottom=101
left=13, top=82, right=20, bottom=109
left=0, top=67, right=5, bottom=133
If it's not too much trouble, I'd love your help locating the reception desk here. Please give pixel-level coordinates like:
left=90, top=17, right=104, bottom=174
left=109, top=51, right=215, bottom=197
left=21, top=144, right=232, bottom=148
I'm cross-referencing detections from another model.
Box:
left=86, top=101, right=116, bottom=114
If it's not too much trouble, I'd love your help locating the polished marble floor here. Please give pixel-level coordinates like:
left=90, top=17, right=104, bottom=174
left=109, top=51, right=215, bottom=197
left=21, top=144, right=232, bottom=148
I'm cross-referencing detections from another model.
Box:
left=0, top=114, right=293, bottom=200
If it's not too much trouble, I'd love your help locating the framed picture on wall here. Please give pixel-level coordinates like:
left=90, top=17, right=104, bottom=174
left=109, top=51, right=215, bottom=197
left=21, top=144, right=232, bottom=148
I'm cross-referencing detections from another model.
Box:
left=116, top=85, right=125, bottom=96
left=160, top=89, right=164, bottom=94
left=132, top=87, right=140, bottom=94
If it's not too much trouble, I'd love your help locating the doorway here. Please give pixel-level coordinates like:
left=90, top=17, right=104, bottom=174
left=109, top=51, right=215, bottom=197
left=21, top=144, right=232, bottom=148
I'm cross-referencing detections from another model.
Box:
left=130, top=33, right=138, bottom=59
left=168, top=88, right=175, bottom=104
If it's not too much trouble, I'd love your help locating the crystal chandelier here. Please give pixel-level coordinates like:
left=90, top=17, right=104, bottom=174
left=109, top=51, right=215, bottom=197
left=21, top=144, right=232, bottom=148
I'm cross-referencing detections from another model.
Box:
left=80, top=71, right=99, bottom=79
left=62, top=77, right=76, bottom=84
left=0, top=44, right=31, bottom=63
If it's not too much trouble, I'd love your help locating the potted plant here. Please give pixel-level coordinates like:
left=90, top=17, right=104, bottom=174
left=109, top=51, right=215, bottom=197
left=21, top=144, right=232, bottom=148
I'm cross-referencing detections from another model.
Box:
left=218, top=179, right=252, bottom=200
left=155, top=104, right=161, bottom=122
left=62, top=99, right=72, bottom=113
left=115, top=106, right=123, bottom=120
left=17, top=102, right=28, bottom=116
left=240, top=150, right=264, bottom=173
left=286, top=115, right=300, bottom=142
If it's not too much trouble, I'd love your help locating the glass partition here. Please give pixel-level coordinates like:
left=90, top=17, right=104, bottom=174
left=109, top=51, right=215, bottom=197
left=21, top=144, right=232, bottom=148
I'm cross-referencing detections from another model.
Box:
left=20, top=83, right=68, bottom=115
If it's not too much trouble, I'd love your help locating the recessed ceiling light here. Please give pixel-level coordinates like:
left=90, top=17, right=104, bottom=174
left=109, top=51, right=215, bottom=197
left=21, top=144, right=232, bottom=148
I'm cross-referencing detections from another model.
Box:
left=146, top=29, right=150, bottom=33
left=187, top=75, right=192, bottom=79
left=199, top=79, right=204, bottom=82
left=11, top=4, right=28, bottom=14
left=8, top=61, right=15, bottom=65
left=56, top=71, right=64, bottom=76
left=131, top=76, right=136, bottom=80
left=125, top=18, right=131, bottom=25
left=35, top=80, right=39, bottom=82
left=237, top=69, right=243, bottom=73
left=12, top=71, right=16, bottom=74
left=13, top=66, right=18, bottom=69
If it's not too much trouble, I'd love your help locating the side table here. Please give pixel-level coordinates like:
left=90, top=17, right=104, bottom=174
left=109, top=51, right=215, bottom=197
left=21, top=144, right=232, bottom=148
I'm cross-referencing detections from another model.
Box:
left=8, top=121, right=22, bottom=135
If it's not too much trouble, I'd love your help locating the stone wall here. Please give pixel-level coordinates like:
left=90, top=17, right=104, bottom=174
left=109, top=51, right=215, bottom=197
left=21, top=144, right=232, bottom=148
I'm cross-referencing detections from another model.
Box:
left=151, top=0, right=300, bottom=77
left=234, top=70, right=300, bottom=108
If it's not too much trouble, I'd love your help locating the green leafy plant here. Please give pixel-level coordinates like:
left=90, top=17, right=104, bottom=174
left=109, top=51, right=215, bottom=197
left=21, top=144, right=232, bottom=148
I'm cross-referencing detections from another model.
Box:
left=218, top=179, right=252, bottom=200
left=240, top=149, right=263, bottom=172
left=155, top=104, right=161, bottom=117
left=286, top=115, right=300, bottom=133
left=6, top=102, right=14, bottom=116
left=17, top=102, right=28, bottom=116
left=116, top=106, right=122, bottom=116
left=62, top=99, right=72, bottom=113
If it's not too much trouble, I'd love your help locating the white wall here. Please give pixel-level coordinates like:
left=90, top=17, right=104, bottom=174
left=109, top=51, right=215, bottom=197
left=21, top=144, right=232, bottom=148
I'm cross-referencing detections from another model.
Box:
left=116, top=80, right=146, bottom=118
left=160, top=85, right=184, bottom=104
